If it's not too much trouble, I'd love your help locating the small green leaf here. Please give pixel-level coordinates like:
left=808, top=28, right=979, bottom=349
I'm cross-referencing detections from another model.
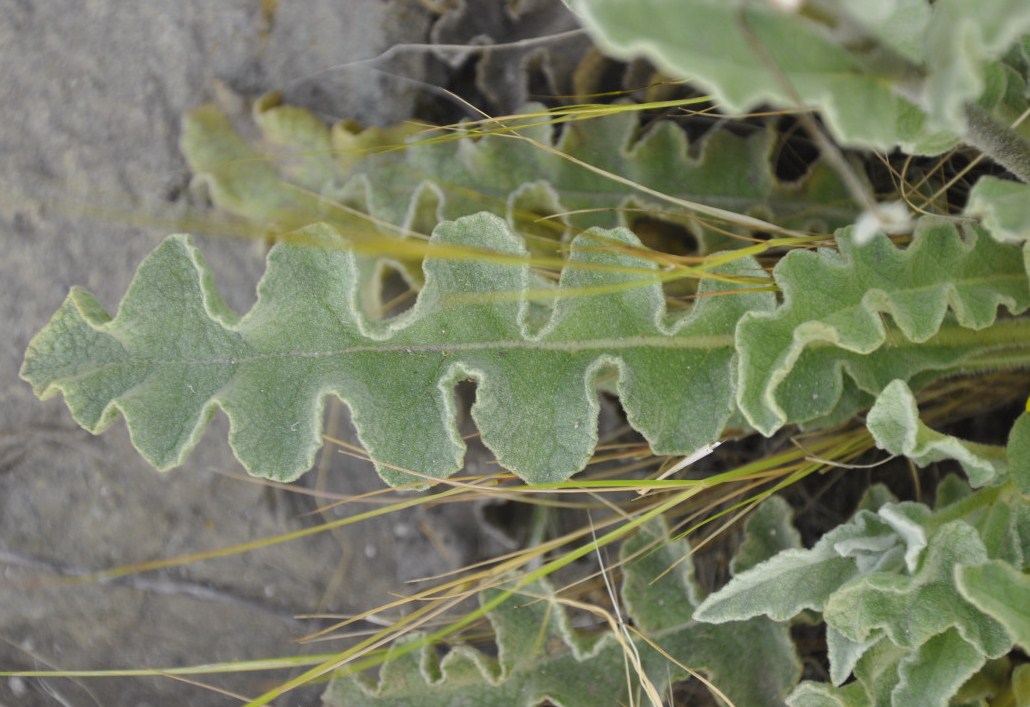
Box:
left=730, top=494, right=802, bottom=575
left=854, top=638, right=907, bottom=706
left=955, top=560, right=1030, bottom=652
left=974, top=496, right=1023, bottom=565
left=1016, top=502, right=1030, bottom=565
left=1007, top=412, right=1030, bottom=494
left=693, top=509, right=903, bottom=623
left=867, top=379, right=1008, bottom=488
left=855, top=483, right=899, bottom=513
left=826, top=628, right=882, bottom=687
left=935, top=474, right=974, bottom=509
left=691, top=545, right=855, bottom=624
left=892, top=628, right=986, bottom=707
left=966, top=176, right=1030, bottom=244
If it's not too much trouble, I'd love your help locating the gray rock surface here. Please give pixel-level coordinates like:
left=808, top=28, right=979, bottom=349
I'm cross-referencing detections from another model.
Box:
left=0, top=2, right=507, bottom=704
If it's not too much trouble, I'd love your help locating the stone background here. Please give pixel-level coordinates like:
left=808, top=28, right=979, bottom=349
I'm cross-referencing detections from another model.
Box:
left=0, top=1, right=583, bottom=704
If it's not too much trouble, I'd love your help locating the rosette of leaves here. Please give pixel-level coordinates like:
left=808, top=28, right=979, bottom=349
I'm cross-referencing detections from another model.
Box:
left=691, top=396, right=1030, bottom=706
left=325, top=506, right=802, bottom=706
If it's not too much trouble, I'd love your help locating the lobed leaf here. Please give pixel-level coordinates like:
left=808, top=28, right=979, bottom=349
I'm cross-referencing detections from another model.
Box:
left=326, top=514, right=800, bottom=706
left=737, top=219, right=1030, bottom=436
left=183, top=95, right=856, bottom=258
left=20, top=213, right=772, bottom=485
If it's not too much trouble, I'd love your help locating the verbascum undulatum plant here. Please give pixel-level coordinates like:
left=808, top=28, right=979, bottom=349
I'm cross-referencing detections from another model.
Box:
left=19, top=0, right=1030, bottom=704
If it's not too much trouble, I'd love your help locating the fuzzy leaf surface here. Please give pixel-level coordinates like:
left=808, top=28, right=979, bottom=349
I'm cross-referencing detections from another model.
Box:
left=955, top=560, right=1030, bottom=652
left=966, top=177, right=1030, bottom=244
left=692, top=505, right=918, bottom=624
left=787, top=680, right=871, bottom=707
left=326, top=515, right=799, bottom=706
left=183, top=96, right=856, bottom=256
left=867, top=379, right=1009, bottom=487
left=826, top=628, right=882, bottom=687
left=891, top=628, right=986, bottom=707
left=571, top=0, right=1030, bottom=152
left=20, top=213, right=771, bottom=485
left=737, top=219, right=1030, bottom=436
left=1008, top=411, right=1030, bottom=494
left=696, top=496, right=1025, bottom=701
left=823, top=521, right=1011, bottom=657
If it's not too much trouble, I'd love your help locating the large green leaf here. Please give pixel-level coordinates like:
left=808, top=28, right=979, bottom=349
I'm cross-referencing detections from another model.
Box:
left=325, top=513, right=800, bottom=706
left=570, top=0, right=1030, bottom=153
left=183, top=95, right=857, bottom=258
left=20, top=213, right=771, bottom=485
left=892, top=628, right=986, bottom=707
left=736, top=219, right=1030, bottom=436
left=20, top=209, right=1030, bottom=485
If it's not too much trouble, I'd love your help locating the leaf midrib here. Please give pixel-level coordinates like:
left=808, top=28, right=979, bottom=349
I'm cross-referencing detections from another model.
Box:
left=51, top=333, right=738, bottom=381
